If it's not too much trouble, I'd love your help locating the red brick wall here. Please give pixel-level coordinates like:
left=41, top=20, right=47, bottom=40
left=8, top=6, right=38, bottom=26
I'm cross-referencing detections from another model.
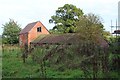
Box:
left=19, top=33, right=28, bottom=47
left=28, top=22, right=49, bottom=45
left=19, top=22, right=50, bottom=47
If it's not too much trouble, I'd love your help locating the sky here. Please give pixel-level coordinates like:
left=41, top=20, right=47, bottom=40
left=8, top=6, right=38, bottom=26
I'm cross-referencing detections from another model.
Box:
left=0, top=0, right=119, bottom=35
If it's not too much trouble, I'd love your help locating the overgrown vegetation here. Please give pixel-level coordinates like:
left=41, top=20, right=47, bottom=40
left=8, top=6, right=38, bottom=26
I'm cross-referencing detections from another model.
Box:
left=2, top=45, right=40, bottom=78
left=109, top=36, right=120, bottom=73
left=2, top=3, right=119, bottom=79
left=2, top=19, right=21, bottom=44
left=2, top=36, right=119, bottom=78
left=31, top=43, right=106, bottom=78
left=1, top=45, right=87, bottom=78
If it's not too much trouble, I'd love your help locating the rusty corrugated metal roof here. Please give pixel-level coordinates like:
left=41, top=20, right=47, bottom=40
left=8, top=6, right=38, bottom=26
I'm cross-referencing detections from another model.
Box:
left=31, top=34, right=79, bottom=44
left=20, top=21, right=38, bottom=34
left=31, top=33, right=108, bottom=47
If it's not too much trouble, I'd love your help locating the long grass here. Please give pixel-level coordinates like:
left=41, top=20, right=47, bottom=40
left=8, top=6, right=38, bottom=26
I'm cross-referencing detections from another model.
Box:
left=2, top=46, right=40, bottom=78
left=2, top=45, right=85, bottom=78
left=2, top=45, right=119, bottom=78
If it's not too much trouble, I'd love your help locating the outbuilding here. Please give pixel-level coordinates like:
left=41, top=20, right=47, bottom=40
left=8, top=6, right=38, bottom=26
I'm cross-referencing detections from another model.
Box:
left=19, top=21, right=50, bottom=47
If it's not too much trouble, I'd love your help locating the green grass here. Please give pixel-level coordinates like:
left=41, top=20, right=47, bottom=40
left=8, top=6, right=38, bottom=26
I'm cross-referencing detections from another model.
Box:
left=2, top=46, right=120, bottom=78
left=2, top=46, right=85, bottom=78
left=2, top=47, right=40, bottom=78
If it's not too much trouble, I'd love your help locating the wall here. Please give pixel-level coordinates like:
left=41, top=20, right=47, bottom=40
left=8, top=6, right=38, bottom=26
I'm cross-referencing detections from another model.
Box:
left=19, top=21, right=50, bottom=47
left=28, top=22, right=49, bottom=46
left=19, top=33, right=28, bottom=48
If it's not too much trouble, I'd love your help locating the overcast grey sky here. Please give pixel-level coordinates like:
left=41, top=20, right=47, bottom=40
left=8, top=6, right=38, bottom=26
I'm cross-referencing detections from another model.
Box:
left=0, top=0, right=119, bottom=35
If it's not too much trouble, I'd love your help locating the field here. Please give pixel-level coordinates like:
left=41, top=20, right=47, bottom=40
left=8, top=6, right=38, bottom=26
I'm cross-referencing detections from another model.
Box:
left=2, top=43, right=120, bottom=79
left=2, top=46, right=85, bottom=78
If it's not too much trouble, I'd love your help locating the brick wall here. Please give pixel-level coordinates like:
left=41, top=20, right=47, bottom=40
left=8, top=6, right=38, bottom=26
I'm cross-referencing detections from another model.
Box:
left=19, top=22, right=50, bottom=47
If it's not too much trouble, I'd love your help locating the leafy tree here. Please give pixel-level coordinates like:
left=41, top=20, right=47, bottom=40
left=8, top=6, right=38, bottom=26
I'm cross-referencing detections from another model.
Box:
left=76, top=13, right=110, bottom=78
left=76, top=13, right=105, bottom=40
left=49, top=4, right=84, bottom=33
left=109, top=36, right=120, bottom=72
left=2, top=19, right=21, bottom=44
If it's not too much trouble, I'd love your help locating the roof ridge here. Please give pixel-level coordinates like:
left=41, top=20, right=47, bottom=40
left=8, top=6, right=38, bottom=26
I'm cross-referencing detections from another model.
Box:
left=19, top=21, right=50, bottom=34
left=38, top=21, right=50, bottom=34
left=20, top=21, right=38, bottom=34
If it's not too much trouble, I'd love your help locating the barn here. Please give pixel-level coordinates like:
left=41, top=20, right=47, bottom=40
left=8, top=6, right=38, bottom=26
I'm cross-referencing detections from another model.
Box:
left=19, top=21, right=50, bottom=47
left=19, top=21, right=108, bottom=49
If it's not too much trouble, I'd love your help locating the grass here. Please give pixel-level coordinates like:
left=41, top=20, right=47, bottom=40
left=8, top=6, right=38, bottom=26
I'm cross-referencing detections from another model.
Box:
left=2, top=46, right=84, bottom=78
left=2, top=47, right=40, bottom=78
left=2, top=45, right=120, bottom=78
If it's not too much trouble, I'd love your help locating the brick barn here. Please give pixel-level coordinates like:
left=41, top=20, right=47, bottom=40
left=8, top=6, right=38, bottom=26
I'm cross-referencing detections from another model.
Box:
left=19, top=21, right=50, bottom=47
left=19, top=21, right=108, bottom=49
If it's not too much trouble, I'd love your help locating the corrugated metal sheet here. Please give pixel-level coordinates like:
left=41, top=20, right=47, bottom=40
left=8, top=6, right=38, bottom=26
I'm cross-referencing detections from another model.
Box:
left=31, top=33, right=108, bottom=47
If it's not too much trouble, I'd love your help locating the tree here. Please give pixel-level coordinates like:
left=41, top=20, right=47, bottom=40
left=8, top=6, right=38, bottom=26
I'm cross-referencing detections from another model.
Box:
left=76, top=13, right=110, bottom=78
left=2, top=19, right=21, bottom=44
left=76, top=13, right=105, bottom=40
left=49, top=4, right=84, bottom=33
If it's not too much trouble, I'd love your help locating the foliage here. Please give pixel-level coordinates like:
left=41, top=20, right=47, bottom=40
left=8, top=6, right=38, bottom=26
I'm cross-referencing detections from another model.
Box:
left=74, top=20, right=111, bottom=78
left=2, top=46, right=40, bottom=78
left=21, top=43, right=29, bottom=63
left=49, top=4, right=83, bottom=33
left=1, top=45, right=87, bottom=78
left=31, top=41, right=111, bottom=78
left=2, top=19, right=21, bottom=44
left=2, top=43, right=119, bottom=78
left=109, top=36, right=120, bottom=71
left=102, top=31, right=111, bottom=38
left=76, top=13, right=104, bottom=39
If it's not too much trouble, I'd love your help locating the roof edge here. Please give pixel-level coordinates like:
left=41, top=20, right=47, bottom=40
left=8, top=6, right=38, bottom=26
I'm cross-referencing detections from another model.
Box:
left=38, top=21, right=50, bottom=34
